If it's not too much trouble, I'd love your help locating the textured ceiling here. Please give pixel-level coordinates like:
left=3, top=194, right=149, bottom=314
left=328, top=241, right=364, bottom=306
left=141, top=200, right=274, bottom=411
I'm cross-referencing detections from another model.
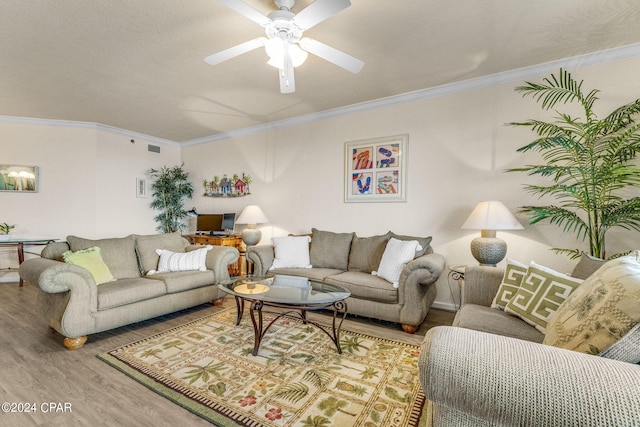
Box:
left=2, top=0, right=640, bottom=143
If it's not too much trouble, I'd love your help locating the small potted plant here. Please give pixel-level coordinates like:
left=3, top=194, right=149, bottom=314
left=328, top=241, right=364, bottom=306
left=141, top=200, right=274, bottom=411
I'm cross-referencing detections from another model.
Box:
left=0, top=223, right=15, bottom=241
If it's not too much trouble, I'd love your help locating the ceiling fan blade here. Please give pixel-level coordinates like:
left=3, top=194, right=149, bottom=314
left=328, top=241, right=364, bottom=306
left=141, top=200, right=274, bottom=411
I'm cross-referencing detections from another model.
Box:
left=278, top=50, right=295, bottom=93
left=292, top=0, right=351, bottom=30
left=218, top=0, right=272, bottom=27
left=204, top=37, right=267, bottom=65
left=300, top=37, right=364, bottom=73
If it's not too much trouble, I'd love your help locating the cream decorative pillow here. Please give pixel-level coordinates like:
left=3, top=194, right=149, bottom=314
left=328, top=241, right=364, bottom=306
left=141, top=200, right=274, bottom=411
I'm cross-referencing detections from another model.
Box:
left=491, top=258, right=528, bottom=309
left=148, top=246, right=211, bottom=275
left=373, top=237, right=422, bottom=288
left=544, top=250, right=640, bottom=355
left=504, top=261, right=583, bottom=333
left=270, top=236, right=312, bottom=270
left=63, top=246, right=116, bottom=285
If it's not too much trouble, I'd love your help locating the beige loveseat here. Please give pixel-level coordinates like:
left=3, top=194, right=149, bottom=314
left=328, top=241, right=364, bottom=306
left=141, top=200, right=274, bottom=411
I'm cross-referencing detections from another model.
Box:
left=246, top=228, right=445, bottom=333
left=19, top=233, right=239, bottom=349
left=419, top=257, right=640, bottom=426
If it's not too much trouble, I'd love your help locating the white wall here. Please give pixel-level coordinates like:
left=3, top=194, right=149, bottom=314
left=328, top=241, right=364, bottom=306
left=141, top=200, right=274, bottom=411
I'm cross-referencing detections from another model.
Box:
left=2, top=57, right=639, bottom=306
left=181, top=57, right=640, bottom=310
left=0, top=121, right=181, bottom=280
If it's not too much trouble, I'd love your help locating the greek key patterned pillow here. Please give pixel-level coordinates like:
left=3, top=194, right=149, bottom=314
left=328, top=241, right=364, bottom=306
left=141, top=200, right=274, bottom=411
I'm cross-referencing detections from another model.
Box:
left=505, top=261, right=583, bottom=333
left=491, top=258, right=528, bottom=310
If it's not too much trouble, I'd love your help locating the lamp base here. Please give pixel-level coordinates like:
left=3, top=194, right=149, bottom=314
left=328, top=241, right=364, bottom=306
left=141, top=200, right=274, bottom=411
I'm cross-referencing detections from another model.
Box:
left=470, top=236, right=507, bottom=267
left=241, top=228, right=262, bottom=246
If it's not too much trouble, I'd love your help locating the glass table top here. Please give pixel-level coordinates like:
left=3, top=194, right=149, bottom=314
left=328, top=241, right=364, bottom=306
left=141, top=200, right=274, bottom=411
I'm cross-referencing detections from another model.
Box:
left=219, top=274, right=350, bottom=305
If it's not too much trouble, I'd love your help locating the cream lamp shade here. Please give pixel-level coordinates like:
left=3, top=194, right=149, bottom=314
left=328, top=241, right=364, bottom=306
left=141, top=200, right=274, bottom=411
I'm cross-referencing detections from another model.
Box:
left=461, top=201, right=523, bottom=266
left=236, top=205, right=269, bottom=246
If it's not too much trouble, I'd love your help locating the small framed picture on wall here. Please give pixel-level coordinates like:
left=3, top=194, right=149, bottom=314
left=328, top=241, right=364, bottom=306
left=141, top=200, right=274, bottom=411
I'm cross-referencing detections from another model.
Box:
left=344, top=134, right=407, bottom=203
left=136, top=177, right=148, bottom=198
left=0, top=164, right=39, bottom=192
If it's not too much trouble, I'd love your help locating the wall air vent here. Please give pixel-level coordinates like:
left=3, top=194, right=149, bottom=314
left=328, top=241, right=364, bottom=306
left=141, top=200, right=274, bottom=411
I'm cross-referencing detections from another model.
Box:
left=148, top=144, right=161, bottom=153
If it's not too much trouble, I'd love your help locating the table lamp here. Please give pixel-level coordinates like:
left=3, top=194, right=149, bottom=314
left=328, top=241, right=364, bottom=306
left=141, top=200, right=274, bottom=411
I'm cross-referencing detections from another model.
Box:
left=461, top=201, right=523, bottom=266
left=236, top=205, right=269, bottom=246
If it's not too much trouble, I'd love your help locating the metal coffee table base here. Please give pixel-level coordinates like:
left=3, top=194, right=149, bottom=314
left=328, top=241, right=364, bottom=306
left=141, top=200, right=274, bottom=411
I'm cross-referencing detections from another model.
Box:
left=233, top=297, right=348, bottom=356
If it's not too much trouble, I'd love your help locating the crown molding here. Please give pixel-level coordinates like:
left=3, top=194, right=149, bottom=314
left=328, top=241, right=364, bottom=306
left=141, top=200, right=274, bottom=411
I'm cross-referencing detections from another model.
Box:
left=0, top=115, right=180, bottom=147
left=183, top=41, right=640, bottom=146
left=3, top=42, right=640, bottom=148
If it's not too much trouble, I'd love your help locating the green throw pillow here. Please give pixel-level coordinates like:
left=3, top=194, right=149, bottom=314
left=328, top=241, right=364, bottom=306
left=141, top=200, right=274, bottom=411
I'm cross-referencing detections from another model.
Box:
left=63, top=246, right=116, bottom=285
left=491, top=258, right=528, bottom=310
left=504, top=261, right=583, bottom=334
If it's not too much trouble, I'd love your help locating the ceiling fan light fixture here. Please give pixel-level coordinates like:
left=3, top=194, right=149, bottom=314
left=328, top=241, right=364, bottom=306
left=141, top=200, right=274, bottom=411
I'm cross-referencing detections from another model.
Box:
left=265, top=38, right=308, bottom=68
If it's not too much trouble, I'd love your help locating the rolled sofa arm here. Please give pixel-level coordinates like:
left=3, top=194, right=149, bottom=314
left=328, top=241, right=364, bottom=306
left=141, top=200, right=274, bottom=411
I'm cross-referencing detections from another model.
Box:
left=186, top=244, right=239, bottom=282
left=419, top=326, right=640, bottom=426
left=20, top=258, right=99, bottom=339
left=396, top=253, right=445, bottom=326
left=246, top=245, right=275, bottom=275
left=402, top=253, right=445, bottom=285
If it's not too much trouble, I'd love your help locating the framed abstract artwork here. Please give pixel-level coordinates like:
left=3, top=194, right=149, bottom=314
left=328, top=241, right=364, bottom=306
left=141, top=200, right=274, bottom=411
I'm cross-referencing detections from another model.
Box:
left=0, top=164, right=38, bottom=192
left=344, top=134, right=407, bottom=202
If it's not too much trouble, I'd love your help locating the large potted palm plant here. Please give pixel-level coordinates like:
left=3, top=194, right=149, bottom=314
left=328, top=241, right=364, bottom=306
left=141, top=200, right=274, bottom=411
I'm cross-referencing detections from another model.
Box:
left=508, top=69, right=640, bottom=259
left=148, top=164, right=194, bottom=233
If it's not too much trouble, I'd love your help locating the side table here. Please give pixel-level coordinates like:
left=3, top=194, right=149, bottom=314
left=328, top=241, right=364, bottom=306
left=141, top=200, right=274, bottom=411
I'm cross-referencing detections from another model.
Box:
left=184, top=234, right=244, bottom=276
left=447, top=265, right=465, bottom=310
left=0, top=237, right=57, bottom=286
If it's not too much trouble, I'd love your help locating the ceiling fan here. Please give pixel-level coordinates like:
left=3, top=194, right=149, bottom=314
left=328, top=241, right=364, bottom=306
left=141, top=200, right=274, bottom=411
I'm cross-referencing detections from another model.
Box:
left=204, top=0, right=364, bottom=94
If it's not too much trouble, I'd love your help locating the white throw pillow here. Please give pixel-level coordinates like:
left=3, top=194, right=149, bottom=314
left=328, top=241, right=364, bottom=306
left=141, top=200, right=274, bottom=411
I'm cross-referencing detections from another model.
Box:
left=372, top=237, right=422, bottom=288
left=269, top=236, right=312, bottom=270
left=147, top=246, right=212, bottom=275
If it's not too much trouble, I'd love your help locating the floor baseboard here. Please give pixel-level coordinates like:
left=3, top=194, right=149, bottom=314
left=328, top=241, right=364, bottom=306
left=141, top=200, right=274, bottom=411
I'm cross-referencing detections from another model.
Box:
left=431, top=301, right=458, bottom=312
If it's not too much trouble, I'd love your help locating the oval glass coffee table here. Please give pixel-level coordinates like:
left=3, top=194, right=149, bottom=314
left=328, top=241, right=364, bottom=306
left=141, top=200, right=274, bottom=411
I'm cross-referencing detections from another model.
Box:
left=219, top=274, right=350, bottom=356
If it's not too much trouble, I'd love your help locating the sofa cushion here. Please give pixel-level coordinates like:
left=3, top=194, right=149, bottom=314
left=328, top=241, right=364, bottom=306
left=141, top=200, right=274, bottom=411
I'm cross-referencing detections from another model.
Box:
left=454, top=304, right=544, bottom=343
left=149, top=246, right=211, bottom=275
left=324, top=271, right=398, bottom=303
left=373, top=237, right=422, bottom=287
left=62, top=247, right=115, bottom=285
left=544, top=250, right=640, bottom=355
left=67, top=235, right=140, bottom=279
left=347, top=232, right=391, bottom=273
left=145, top=270, right=216, bottom=293
left=270, top=235, right=312, bottom=269
left=96, top=277, right=167, bottom=310
left=504, top=262, right=583, bottom=334
left=41, top=241, right=71, bottom=261
left=268, top=267, right=343, bottom=282
left=391, top=232, right=432, bottom=257
left=135, top=232, right=189, bottom=274
left=309, top=228, right=354, bottom=270
left=491, top=258, right=528, bottom=309
left=570, top=251, right=607, bottom=280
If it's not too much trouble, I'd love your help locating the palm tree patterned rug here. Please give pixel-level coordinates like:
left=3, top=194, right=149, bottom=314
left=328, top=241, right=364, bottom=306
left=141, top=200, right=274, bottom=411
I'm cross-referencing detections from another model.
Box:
left=98, top=308, right=431, bottom=426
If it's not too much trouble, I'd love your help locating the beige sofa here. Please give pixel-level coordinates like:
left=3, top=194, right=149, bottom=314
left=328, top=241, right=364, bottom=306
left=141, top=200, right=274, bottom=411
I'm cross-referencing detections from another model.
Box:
left=19, top=233, right=239, bottom=349
left=419, top=264, right=640, bottom=426
left=246, top=229, right=445, bottom=333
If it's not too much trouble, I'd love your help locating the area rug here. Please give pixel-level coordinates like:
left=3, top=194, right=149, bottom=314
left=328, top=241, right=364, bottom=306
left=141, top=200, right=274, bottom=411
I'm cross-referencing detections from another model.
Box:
left=98, top=308, right=430, bottom=427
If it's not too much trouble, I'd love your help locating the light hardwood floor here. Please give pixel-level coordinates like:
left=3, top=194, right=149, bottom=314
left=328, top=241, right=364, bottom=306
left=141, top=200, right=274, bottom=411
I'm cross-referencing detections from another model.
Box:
left=0, top=280, right=454, bottom=426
